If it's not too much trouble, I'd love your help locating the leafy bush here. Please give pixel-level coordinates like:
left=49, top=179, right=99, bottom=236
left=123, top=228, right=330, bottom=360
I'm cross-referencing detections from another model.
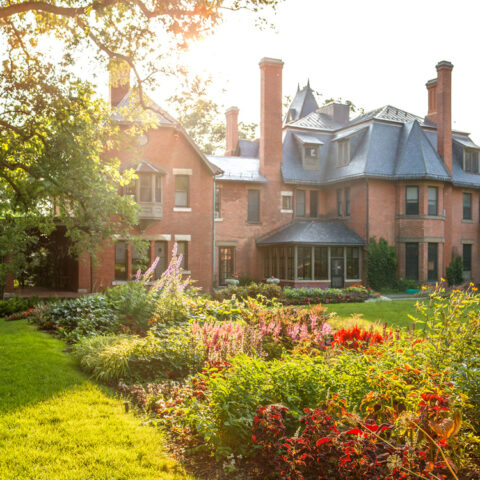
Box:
left=395, top=277, right=420, bottom=291
left=366, top=237, right=397, bottom=290
left=32, top=294, right=120, bottom=343
left=283, top=285, right=371, bottom=305
left=0, top=295, right=42, bottom=317
left=211, top=282, right=284, bottom=302
left=446, top=255, right=464, bottom=286
left=73, top=329, right=205, bottom=383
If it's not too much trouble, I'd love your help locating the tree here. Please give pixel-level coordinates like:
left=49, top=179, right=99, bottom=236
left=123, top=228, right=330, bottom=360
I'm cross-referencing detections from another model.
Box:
left=168, top=74, right=258, bottom=154
left=0, top=0, right=280, bottom=293
left=366, top=237, right=397, bottom=291
left=446, top=255, right=463, bottom=286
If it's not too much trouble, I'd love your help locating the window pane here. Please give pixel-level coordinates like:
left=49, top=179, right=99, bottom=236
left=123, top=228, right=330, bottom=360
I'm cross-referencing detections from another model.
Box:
left=345, top=188, right=351, bottom=216
left=271, top=247, right=278, bottom=278
left=428, top=187, right=438, bottom=216
left=405, top=243, right=418, bottom=280
left=346, top=247, right=360, bottom=279
left=247, top=190, right=260, bottom=222
left=405, top=186, right=419, bottom=215
left=215, top=187, right=221, bottom=218
left=139, top=174, right=152, bottom=202
left=175, top=175, right=189, bottom=207
left=337, top=189, right=343, bottom=216
left=463, top=244, right=472, bottom=272
left=282, top=195, right=292, bottom=210
left=219, top=247, right=235, bottom=285
left=114, top=241, right=128, bottom=281
left=177, top=241, right=188, bottom=270
left=463, top=193, right=472, bottom=220
left=296, top=190, right=305, bottom=217
left=297, top=247, right=312, bottom=280
left=154, top=241, right=168, bottom=280
left=132, top=243, right=150, bottom=276
left=155, top=175, right=162, bottom=203
left=427, top=243, right=438, bottom=282
left=314, top=247, right=328, bottom=280
left=286, top=247, right=294, bottom=280
left=310, top=191, right=318, bottom=217
left=279, top=247, right=286, bottom=279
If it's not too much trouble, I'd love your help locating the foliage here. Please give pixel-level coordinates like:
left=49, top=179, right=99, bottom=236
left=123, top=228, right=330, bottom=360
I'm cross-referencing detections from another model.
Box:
left=366, top=237, right=397, bottom=290
left=283, top=285, right=372, bottom=305
left=212, top=282, right=284, bottom=302
left=73, top=329, right=205, bottom=383
left=0, top=295, right=41, bottom=317
left=333, top=325, right=386, bottom=350
left=395, top=277, right=420, bottom=292
left=446, top=255, right=464, bottom=286
left=32, top=294, right=120, bottom=343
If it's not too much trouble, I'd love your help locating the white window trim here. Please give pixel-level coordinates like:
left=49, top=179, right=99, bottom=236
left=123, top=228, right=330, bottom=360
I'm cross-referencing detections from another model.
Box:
left=281, top=209, right=294, bottom=214
left=173, top=207, right=192, bottom=212
left=173, top=168, right=193, bottom=175
left=215, top=217, right=224, bottom=222
left=174, top=234, right=191, bottom=242
left=142, top=234, right=171, bottom=241
left=281, top=191, right=293, bottom=196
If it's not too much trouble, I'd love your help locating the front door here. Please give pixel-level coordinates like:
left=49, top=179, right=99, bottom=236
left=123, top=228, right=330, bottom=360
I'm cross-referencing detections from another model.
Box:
left=219, top=247, right=235, bottom=286
left=331, top=257, right=344, bottom=288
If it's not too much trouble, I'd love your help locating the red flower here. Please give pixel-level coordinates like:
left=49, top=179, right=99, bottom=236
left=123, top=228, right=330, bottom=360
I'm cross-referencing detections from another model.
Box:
left=316, top=437, right=331, bottom=446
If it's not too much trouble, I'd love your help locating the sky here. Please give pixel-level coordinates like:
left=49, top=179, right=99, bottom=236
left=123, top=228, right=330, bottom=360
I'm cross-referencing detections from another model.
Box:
left=153, top=0, right=480, bottom=141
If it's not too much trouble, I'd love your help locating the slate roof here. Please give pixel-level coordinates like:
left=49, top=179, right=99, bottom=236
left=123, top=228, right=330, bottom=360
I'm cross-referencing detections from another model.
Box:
left=121, top=160, right=167, bottom=175
left=257, top=221, right=365, bottom=246
left=238, top=139, right=259, bottom=158
left=284, top=83, right=319, bottom=125
left=289, top=111, right=344, bottom=130
left=348, top=105, right=430, bottom=127
left=208, top=156, right=267, bottom=183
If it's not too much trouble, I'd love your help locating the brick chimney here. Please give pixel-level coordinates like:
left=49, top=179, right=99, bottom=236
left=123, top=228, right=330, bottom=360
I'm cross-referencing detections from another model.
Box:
left=109, top=59, right=130, bottom=107
left=225, top=106, right=239, bottom=156
left=425, top=78, right=438, bottom=124
left=259, top=57, right=284, bottom=176
left=436, top=61, right=453, bottom=174
left=318, top=101, right=350, bottom=124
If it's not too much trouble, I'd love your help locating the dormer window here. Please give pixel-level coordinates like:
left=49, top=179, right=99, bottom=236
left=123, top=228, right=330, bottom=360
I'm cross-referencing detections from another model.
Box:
left=337, top=139, right=350, bottom=167
left=306, top=146, right=318, bottom=159
left=127, top=173, right=162, bottom=203
left=464, top=149, right=479, bottom=173
left=293, top=133, right=323, bottom=171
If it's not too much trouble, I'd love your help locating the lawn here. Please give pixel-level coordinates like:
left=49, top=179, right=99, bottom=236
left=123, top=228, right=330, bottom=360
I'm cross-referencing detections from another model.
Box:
left=0, top=319, right=194, bottom=480
left=325, top=299, right=422, bottom=329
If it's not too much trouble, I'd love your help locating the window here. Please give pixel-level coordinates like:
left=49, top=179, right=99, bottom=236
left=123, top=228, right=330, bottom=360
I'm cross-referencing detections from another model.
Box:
left=346, top=247, right=360, bottom=279
left=405, top=243, right=419, bottom=280
left=175, top=175, right=189, bottom=207
left=154, top=241, right=168, bottom=280
left=427, top=243, right=438, bottom=282
left=263, top=249, right=271, bottom=278
left=314, top=247, right=328, bottom=280
left=345, top=188, right=351, bottom=216
left=310, top=191, right=318, bottom=217
left=405, top=186, right=419, bottom=215
left=296, top=190, right=306, bottom=217
left=278, top=247, right=286, bottom=279
left=139, top=174, right=152, bottom=202
left=281, top=193, right=293, bottom=211
left=219, top=247, right=235, bottom=285
left=463, top=244, right=472, bottom=280
left=271, top=247, right=278, bottom=278
left=125, top=174, right=162, bottom=203
left=428, top=187, right=438, bottom=216
left=177, top=241, right=188, bottom=270
left=297, top=247, right=312, bottom=280
left=114, top=241, right=128, bottom=281
left=464, top=150, right=479, bottom=173
left=215, top=187, right=221, bottom=218
left=247, top=190, right=260, bottom=223
left=286, top=247, right=294, bottom=280
left=337, top=139, right=350, bottom=166
left=303, top=145, right=320, bottom=170
left=306, top=146, right=318, bottom=159
left=463, top=192, right=472, bottom=220
left=337, top=189, right=343, bottom=216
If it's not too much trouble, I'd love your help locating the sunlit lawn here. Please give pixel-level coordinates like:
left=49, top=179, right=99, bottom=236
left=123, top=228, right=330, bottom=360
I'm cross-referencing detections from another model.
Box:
left=325, top=299, right=422, bottom=329
left=0, top=319, right=194, bottom=480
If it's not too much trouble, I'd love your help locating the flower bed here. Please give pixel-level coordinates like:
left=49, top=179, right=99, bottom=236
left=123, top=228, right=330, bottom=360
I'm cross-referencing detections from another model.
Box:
left=283, top=285, right=373, bottom=305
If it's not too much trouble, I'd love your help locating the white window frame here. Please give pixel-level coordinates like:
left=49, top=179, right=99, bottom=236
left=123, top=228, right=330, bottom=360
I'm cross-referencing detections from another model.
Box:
left=281, top=191, right=293, bottom=213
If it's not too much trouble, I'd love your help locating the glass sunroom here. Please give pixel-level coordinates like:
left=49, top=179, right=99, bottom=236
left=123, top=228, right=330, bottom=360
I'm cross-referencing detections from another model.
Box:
left=257, top=221, right=364, bottom=288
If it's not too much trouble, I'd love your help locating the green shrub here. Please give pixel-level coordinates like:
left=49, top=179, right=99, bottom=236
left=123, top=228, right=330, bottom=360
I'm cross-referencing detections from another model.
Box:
left=446, top=255, right=464, bottom=286
left=366, top=237, right=397, bottom=290
left=0, top=295, right=41, bottom=317
left=283, top=286, right=371, bottom=305
left=211, top=282, right=283, bottom=302
left=73, top=329, right=205, bottom=383
left=395, top=277, right=419, bottom=291
left=34, top=294, right=120, bottom=343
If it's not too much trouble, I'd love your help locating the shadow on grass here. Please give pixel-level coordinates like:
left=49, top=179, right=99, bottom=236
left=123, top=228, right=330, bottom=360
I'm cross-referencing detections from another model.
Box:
left=0, top=319, right=94, bottom=414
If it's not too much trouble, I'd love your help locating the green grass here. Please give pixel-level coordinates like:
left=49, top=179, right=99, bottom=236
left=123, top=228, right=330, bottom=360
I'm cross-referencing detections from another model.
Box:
left=0, top=319, right=194, bottom=480
left=325, top=299, right=422, bottom=329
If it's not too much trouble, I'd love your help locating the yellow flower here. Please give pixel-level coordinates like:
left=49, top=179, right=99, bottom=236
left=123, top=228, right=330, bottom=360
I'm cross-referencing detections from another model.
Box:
left=440, top=277, right=446, bottom=282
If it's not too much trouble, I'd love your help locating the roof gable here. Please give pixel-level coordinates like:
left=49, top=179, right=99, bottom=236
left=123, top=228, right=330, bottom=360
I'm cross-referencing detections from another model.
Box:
left=284, top=82, right=319, bottom=125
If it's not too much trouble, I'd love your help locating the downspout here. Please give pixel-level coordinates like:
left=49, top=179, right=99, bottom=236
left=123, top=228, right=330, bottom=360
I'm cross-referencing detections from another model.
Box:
left=365, top=179, right=369, bottom=283
left=212, top=177, right=217, bottom=289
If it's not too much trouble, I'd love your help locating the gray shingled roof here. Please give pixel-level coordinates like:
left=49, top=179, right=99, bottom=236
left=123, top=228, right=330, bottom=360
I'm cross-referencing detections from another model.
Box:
left=257, top=221, right=365, bottom=246
left=284, top=83, right=319, bottom=125
left=289, top=111, right=344, bottom=130
left=208, top=156, right=267, bottom=183
left=348, top=105, right=428, bottom=127
left=238, top=139, right=259, bottom=158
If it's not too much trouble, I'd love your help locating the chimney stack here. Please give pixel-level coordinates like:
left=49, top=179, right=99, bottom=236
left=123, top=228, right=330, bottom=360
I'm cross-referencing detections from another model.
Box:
left=425, top=78, right=438, bottom=124
left=435, top=61, right=453, bottom=174
left=259, top=57, right=284, bottom=176
left=109, top=59, right=130, bottom=107
left=225, top=106, right=239, bottom=156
